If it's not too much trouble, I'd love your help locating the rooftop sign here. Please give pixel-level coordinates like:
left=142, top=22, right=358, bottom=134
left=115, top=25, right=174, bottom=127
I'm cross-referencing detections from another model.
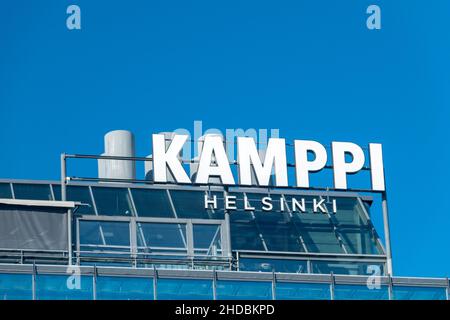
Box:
left=152, top=134, right=385, bottom=191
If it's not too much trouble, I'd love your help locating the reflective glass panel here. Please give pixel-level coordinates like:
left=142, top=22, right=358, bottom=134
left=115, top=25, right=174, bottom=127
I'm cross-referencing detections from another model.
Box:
left=193, top=224, right=221, bottom=256
left=332, top=198, right=381, bottom=255
left=239, top=258, right=307, bottom=273
left=157, top=279, right=213, bottom=300
left=393, top=285, right=447, bottom=300
left=36, top=274, right=93, bottom=300
left=137, top=222, right=187, bottom=254
left=276, top=282, right=331, bottom=300
left=311, top=261, right=385, bottom=276
left=0, top=183, right=12, bottom=199
left=92, top=187, right=134, bottom=216
left=169, top=190, right=211, bottom=219
left=242, top=193, right=305, bottom=253
left=96, top=276, right=153, bottom=300
left=334, top=284, right=389, bottom=300
left=13, top=183, right=53, bottom=200
left=0, top=273, right=32, bottom=300
left=79, top=220, right=130, bottom=252
left=131, top=188, right=174, bottom=218
left=291, top=209, right=344, bottom=253
left=53, top=185, right=95, bottom=215
left=216, top=280, right=272, bottom=300
left=230, top=212, right=265, bottom=251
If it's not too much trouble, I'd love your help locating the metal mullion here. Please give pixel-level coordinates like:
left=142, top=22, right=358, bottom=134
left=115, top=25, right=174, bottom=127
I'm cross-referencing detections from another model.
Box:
left=205, top=226, right=221, bottom=256
left=319, top=196, right=348, bottom=254
left=446, top=277, right=449, bottom=300
left=212, top=269, right=217, bottom=300
left=93, top=266, right=97, bottom=300
left=130, top=217, right=138, bottom=266
left=166, top=189, right=188, bottom=249
left=186, top=220, right=194, bottom=257
left=49, top=184, right=56, bottom=200
left=281, top=194, right=309, bottom=253
left=357, top=197, right=386, bottom=255
left=128, top=188, right=149, bottom=250
left=330, top=272, right=335, bottom=300
left=9, top=183, right=15, bottom=199
left=76, top=218, right=81, bottom=265
left=32, top=263, right=36, bottom=300
left=243, top=192, right=269, bottom=252
left=89, top=186, right=107, bottom=246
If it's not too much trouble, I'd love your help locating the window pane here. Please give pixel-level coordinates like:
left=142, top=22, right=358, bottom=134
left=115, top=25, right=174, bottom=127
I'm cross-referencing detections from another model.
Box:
left=292, top=212, right=344, bottom=254
left=0, top=183, right=12, bottom=199
left=79, top=220, right=130, bottom=252
left=216, top=280, right=272, bottom=300
left=230, top=211, right=265, bottom=251
left=96, top=276, right=153, bottom=300
left=36, top=274, right=93, bottom=300
left=334, top=284, right=389, bottom=300
left=0, top=273, right=32, bottom=300
left=193, top=224, right=221, bottom=256
left=131, top=189, right=174, bottom=218
left=393, top=285, right=447, bottom=300
left=13, top=183, right=53, bottom=200
left=53, top=185, right=95, bottom=215
left=137, top=223, right=187, bottom=254
left=169, top=190, right=211, bottom=219
left=311, top=261, right=385, bottom=276
left=240, top=192, right=303, bottom=253
left=157, top=279, right=213, bottom=300
left=332, top=198, right=381, bottom=255
left=239, top=258, right=307, bottom=273
left=92, top=187, right=134, bottom=216
left=276, top=282, right=331, bottom=300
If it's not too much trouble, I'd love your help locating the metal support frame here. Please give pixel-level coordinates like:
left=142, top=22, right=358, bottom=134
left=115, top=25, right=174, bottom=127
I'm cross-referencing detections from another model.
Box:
left=57, top=152, right=395, bottom=276
left=381, top=192, right=393, bottom=276
left=75, top=215, right=231, bottom=267
left=61, top=154, right=73, bottom=265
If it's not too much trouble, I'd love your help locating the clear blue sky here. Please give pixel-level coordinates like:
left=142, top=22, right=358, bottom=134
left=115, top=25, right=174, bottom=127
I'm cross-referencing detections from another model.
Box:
left=0, top=1, right=449, bottom=277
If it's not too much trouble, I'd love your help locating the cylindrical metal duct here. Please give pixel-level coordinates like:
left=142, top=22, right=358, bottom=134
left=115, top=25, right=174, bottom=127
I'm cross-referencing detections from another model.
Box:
left=98, top=130, right=136, bottom=180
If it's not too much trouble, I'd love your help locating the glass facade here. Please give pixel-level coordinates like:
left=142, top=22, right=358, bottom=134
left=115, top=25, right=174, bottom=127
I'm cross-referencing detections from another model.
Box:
left=334, top=284, right=389, bottom=300
left=0, top=180, right=447, bottom=300
left=13, top=183, right=52, bottom=201
left=0, top=271, right=447, bottom=300
left=0, top=183, right=12, bottom=199
left=0, top=273, right=32, bottom=300
left=216, top=280, right=273, bottom=300
left=276, top=282, right=330, bottom=300
left=36, top=274, right=93, bottom=300
left=96, top=276, right=153, bottom=300
left=392, top=285, right=447, bottom=300
left=239, top=258, right=307, bottom=273
left=157, top=279, right=213, bottom=300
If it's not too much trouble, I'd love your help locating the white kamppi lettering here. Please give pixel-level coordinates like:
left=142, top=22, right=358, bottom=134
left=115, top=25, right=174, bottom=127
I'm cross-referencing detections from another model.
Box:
left=152, top=134, right=191, bottom=183
left=294, top=140, right=327, bottom=188
left=195, top=135, right=235, bottom=185
left=150, top=134, right=385, bottom=191
left=332, top=142, right=365, bottom=190
left=237, top=137, right=288, bottom=186
left=369, top=143, right=385, bottom=191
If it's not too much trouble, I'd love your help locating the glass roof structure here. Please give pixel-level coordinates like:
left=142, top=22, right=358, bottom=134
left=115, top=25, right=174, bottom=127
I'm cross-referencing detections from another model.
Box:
left=0, top=179, right=385, bottom=273
left=0, top=179, right=448, bottom=300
